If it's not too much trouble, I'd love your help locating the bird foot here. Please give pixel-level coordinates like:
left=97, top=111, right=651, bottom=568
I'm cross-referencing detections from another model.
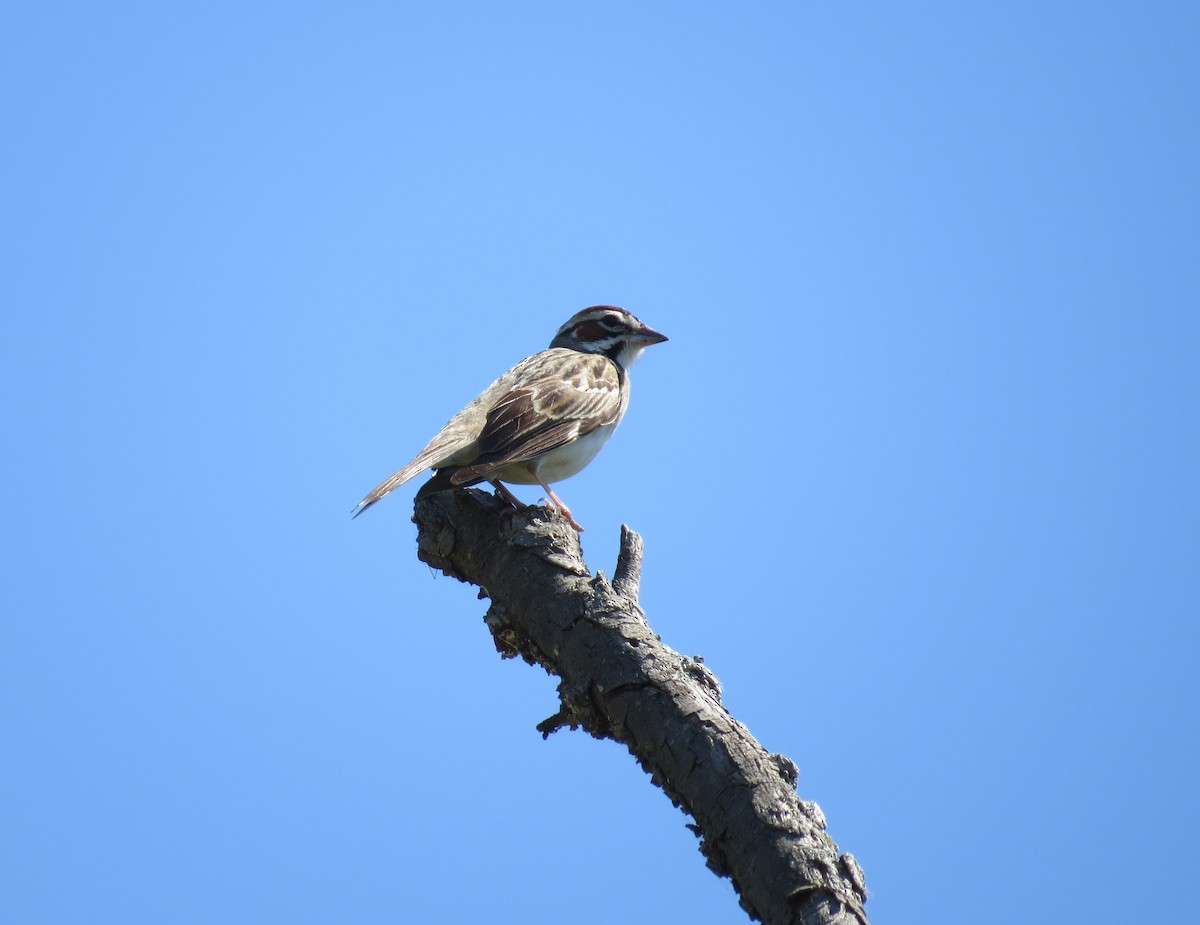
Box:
left=538, top=492, right=584, bottom=532
left=542, top=499, right=583, bottom=535
left=553, top=503, right=585, bottom=533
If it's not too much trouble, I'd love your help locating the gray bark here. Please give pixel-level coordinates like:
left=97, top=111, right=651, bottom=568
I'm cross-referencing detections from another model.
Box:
left=413, top=489, right=869, bottom=925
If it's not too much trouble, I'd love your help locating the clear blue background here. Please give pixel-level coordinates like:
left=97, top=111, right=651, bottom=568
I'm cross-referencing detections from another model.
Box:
left=4, top=3, right=1197, bottom=923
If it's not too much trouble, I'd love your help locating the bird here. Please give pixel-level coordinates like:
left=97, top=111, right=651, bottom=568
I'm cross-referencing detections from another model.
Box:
left=351, top=305, right=668, bottom=532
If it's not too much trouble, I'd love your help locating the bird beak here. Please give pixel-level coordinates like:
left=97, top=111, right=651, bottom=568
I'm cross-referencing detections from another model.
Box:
left=635, top=323, right=668, bottom=345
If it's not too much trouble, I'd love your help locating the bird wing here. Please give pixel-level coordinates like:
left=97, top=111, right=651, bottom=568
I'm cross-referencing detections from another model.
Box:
left=351, top=349, right=620, bottom=517
left=449, top=351, right=624, bottom=483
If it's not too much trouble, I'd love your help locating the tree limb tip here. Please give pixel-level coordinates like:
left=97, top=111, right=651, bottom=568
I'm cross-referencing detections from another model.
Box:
left=613, top=524, right=644, bottom=601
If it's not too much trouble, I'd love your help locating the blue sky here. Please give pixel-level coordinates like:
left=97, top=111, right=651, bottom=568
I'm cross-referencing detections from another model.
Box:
left=3, top=3, right=1197, bottom=923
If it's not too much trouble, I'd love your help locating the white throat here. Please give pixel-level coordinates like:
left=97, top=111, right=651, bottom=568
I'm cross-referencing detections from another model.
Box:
left=614, top=341, right=649, bottom=370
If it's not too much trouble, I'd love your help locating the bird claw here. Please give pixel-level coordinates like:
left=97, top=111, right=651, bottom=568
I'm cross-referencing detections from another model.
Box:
left=551, top=500, right=586, bottom=532
left=537, top=496, right=584, bottom=532
left=558, top=507, right=585, bottom=532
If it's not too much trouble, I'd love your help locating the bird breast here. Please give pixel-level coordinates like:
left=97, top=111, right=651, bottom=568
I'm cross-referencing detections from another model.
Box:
left=492, top=421, right=620, bottom=485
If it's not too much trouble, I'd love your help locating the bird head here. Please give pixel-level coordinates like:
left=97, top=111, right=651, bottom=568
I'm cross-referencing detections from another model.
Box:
left=550, top=305, right=668, bottom=368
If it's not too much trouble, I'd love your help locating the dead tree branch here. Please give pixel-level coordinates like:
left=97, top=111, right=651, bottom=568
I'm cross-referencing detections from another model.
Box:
left=412, top=489, right=869, bottom=925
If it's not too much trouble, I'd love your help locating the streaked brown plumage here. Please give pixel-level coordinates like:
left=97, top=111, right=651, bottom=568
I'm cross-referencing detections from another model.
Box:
left=352, top=305, right=667, bottom=531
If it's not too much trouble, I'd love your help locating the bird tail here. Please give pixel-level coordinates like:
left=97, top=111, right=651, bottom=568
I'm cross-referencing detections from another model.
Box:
left=352, top=412, right=483, bottom=517
left=350, top=464, right=423, bottom=518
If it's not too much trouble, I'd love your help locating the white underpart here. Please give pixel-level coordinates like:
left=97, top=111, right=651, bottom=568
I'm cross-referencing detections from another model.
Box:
left=502, top=422, right=619, bottom=484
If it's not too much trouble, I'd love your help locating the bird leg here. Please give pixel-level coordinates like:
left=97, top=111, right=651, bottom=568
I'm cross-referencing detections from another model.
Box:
left=535, top=480, right=585, bottom=533
left=489, top=480, right=526, bottom=509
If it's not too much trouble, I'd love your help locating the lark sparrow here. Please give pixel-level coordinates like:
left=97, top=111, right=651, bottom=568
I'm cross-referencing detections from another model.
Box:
left=352, top=305, right=668, bottom=531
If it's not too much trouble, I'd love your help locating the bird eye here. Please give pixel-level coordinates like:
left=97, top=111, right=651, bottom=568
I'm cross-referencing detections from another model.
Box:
left=599, top=314, right=624, bottom=331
